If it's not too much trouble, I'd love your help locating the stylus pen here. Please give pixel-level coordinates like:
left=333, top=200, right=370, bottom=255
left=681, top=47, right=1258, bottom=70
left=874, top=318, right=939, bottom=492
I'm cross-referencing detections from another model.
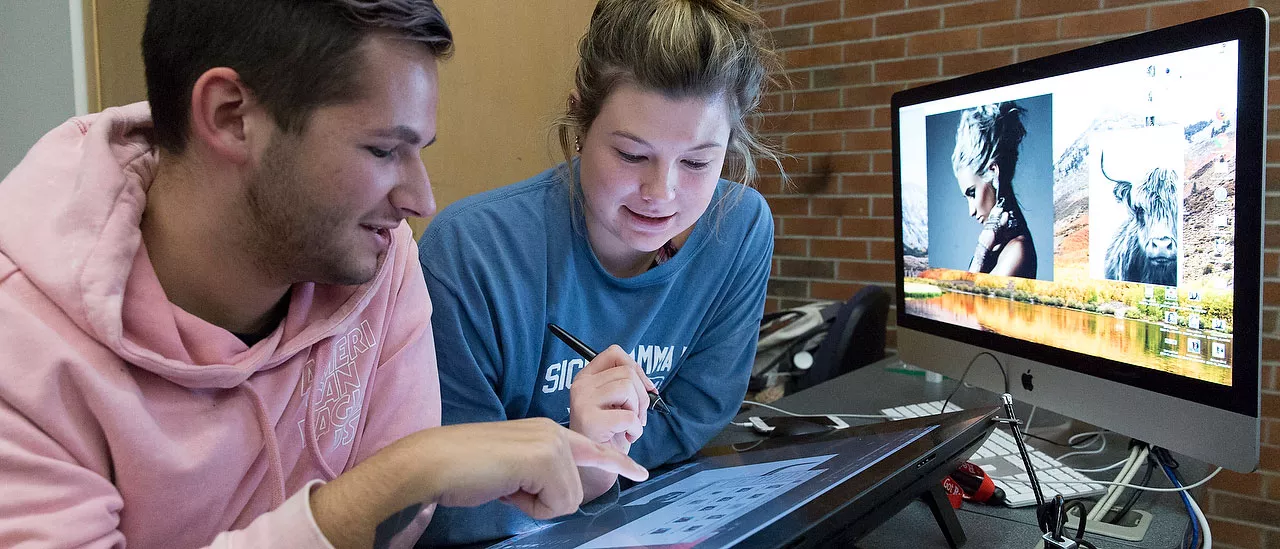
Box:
left=547, top=323, right=672, bottom=414
left=1001, top=393, right=1046, bottom=508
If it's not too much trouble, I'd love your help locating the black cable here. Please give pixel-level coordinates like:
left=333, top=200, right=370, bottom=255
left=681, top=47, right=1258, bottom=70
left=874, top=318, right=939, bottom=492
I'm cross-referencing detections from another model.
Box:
left=940, top=351, right=1009, bottom=413
left=1023, top=431, right=1100, bottom=448
left=1106, top=453, right=1155, bottom=524
left=1063, top=500, right=1099, bottom=549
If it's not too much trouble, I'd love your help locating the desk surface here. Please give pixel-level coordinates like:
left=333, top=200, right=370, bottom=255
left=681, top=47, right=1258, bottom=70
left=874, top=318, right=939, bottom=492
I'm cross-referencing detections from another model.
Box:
left=707, top=356, right=1201, bottom=549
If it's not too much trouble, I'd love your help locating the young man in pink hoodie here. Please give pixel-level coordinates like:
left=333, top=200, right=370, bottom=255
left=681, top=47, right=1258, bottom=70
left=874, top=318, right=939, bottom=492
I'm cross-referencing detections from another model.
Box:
left=0, top=1, right=647, bottom=548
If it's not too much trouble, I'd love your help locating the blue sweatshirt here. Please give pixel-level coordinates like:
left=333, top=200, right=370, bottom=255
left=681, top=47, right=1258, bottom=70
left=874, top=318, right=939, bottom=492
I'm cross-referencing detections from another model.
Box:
left=416, top=164, right=773, bottom=545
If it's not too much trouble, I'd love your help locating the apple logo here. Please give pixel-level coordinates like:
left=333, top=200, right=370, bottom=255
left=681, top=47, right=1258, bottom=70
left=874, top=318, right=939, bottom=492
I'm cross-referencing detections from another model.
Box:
left=1021, top=370, right=1034, bottom=391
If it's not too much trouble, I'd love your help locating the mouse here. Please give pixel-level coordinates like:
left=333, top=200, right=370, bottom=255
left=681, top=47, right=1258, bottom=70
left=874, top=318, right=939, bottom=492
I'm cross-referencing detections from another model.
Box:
left=754, top=416, right=838, bottom=438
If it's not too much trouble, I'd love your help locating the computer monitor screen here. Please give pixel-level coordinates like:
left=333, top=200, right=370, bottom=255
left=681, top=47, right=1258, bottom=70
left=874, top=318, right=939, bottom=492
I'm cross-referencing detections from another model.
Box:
left=891, top=7, right=1266, bottom=471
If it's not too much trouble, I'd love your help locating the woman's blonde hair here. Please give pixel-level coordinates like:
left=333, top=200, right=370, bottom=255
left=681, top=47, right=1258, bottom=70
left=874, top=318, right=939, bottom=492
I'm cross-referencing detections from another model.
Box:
left=554, top=0, right=785, bottom=199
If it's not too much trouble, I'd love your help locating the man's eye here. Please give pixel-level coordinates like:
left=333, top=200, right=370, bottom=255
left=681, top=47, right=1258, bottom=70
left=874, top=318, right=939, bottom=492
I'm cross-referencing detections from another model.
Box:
left=617, top=150, right=645, bottom=163
left=366, top=147, right=393, bottom=159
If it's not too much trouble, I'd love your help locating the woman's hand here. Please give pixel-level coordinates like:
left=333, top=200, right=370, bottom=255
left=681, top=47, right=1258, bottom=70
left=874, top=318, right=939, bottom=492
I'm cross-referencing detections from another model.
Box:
left=568, top=345, right=655, bottom=450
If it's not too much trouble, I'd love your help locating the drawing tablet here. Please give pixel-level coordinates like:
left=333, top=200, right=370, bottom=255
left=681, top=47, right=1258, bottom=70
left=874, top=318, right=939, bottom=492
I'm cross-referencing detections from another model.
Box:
left=487, top=406, right=998, bottom=549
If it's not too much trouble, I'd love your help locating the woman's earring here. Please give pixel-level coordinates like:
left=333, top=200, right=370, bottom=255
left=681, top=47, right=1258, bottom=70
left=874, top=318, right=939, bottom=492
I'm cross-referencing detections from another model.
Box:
left=575, top=136, right=582, bottom=153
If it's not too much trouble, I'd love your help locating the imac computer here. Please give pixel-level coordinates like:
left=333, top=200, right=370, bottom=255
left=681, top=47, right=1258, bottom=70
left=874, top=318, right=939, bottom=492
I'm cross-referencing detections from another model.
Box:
left=891, top=7, right=1266, bottom=472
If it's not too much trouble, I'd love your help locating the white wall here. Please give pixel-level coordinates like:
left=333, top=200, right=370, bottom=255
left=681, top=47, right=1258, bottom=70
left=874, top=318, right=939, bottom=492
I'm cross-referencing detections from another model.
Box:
left=1, top=1, right=81, bottom=175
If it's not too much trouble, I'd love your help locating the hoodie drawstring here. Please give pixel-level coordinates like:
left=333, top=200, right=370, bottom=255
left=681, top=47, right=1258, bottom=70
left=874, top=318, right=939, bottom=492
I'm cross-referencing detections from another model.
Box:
left=304, top=372, right=340, bottom=480
left=240, top=383, right=286, bottom=509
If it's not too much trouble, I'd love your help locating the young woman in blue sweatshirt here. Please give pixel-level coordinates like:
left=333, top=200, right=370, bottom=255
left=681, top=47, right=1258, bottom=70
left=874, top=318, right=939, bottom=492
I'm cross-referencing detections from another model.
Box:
left=417, top=0, right=784, bottom=544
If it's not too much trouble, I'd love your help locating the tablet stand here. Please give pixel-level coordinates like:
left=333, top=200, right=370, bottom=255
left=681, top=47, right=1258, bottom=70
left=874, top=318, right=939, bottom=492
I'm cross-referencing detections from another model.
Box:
left=920, top=484, right=967, bottom=548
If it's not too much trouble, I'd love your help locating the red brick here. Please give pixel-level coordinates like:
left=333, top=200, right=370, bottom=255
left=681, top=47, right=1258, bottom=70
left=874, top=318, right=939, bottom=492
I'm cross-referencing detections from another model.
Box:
left=1103, top=0, right=1152, bottom=6
left=1210, top=491, right=1280, bottom=525
left=870, top=239, right=896, bottom=260
left=770, top=27, right=811, bottom=49
left=760, top=8, right=783, bottom=29
left=845, top=37, right=907, bottom=63
left=1151, top=0, right=1249, bottom=30
left=1269, top=364, right=1279, bottom=391
left=1266, top=281, right=1280, bottom=306
left=871, top=152, right=894, bottom=173
left=769, top=196, right=810, bottom=216
left=845, top=0, right=907, bottom=17
left=784, top=0, right=842, bottom=25
left=783, top=216, right=840, bottom=237
left=812, top=238, right=870, bottom=260
left=907, top=28, right=980, bottom=55
left=1265, top=338, right=1280, bottom=366
left=812, top=281, right=866, bottom=301
left=760, top=112, right=812, bottom=134
left=943, top=0, right=1017, bottom=28
left=773, top=237, right=809, bottom=256
left=770, top=90, right=842, bottom=112
left=871, top=196, right=894, bottom=217
left=841, top=172, right=892, bottom=193
left=942, top=49, right=1015, bottom=77
left=1205, top=518, right=1268, bottom=549
left=1209, top=469, right=1266, bottom=498
left=907, top=0, right=956, bottom=6
left=1266, top=195, right=1280, bottom=223
left=981, top=20, right=1058, bottom=48
left=814, top=109, right=873, bottom=131
left=780, top=258, right=837, bottom=279
left=1264, top=444, right=1280, bottom=471
left=813, top=65, right=874, bottom=88
left=814, top=19, right=875, bottom=44
left=784, top=45, right=844, bottom=69
left=1268, top=419, right=1280, bottom=445
left=844, top=84, right=904, bottom=108
left=1264, top=311, right=1278, bottom=337
left=1060, top=9, right=1148, bottom=39
left=1017, top=41, right=1094, bottom=63
left=786, top=132, right=843, bottom=152
left=755, top=175, right=784, bottom=195
left=845, top=129, right=892, bottom=152
left=876, top=57, right=939, bottom=82
left=841, top=217, right=896, bottom=238
left=873, top=107, right=891, bottom=128
left=1021, top=0, right=1102, bottom=18
left=829, top=153, right=872, bottom=175
left=764, top=298, right=782, bottom=314
left=755, top=154, right=805, bottom=176
left=768, top=278, right=810, bottom=299
left=812, top=197, right=871, bottom=217
left=837, top=260, right=896, bottom=281
left=1266, top=391, right=1280, bottom=418
left=876, top=9, right=942, bottom=37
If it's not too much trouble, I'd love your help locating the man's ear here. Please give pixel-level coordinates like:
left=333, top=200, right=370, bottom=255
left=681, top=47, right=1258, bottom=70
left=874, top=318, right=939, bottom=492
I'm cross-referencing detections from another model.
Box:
left=188, top=67, right=260, bottom=165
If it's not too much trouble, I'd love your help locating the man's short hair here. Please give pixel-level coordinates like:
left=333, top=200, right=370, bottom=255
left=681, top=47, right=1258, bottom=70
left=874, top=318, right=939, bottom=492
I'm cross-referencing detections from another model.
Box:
left=143, top=0, right=453, bottom=154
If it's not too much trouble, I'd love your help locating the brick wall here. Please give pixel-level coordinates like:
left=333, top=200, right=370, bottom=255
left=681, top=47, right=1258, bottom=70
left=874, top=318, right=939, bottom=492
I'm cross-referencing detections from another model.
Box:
left=752, top=0, right=1279, bottom=546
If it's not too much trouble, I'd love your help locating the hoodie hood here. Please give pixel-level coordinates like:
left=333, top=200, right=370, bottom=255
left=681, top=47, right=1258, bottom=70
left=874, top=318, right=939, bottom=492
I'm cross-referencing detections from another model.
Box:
left=0, top=102, right=390, bottom=389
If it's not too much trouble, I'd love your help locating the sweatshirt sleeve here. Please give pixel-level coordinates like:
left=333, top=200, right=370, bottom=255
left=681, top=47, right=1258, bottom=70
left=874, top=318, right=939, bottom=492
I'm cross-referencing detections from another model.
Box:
left=628, top=203, right=775, bottom=468
left=0, top=399, right=336, bottom=549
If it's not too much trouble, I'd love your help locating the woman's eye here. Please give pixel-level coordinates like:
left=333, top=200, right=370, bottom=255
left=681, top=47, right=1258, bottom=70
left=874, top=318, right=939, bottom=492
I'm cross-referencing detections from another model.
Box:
left=617, top=150, right=645, bottom=163
left=683, top=160, right=711, bottom=170
left=366, top=147, right=394, bottom=159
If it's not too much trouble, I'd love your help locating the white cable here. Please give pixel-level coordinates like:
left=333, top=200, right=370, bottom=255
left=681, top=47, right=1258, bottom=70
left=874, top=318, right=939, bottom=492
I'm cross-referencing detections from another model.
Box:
left=992, top=466, right=1223, bottom=492
left=1089, top=445, right=1147, bottom=522
left=1056, top=432, right=1107, bottom=460
left=740, top=400, right=890, bottom=420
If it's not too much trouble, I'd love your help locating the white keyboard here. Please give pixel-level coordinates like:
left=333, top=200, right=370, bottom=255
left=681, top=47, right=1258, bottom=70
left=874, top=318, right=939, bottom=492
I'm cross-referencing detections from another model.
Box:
left=880, top=400, right=1106, bottom=507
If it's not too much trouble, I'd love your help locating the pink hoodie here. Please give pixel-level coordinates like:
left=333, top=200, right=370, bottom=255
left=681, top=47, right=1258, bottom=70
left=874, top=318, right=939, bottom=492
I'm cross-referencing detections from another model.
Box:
left=0, top=102, right=440, bottom=548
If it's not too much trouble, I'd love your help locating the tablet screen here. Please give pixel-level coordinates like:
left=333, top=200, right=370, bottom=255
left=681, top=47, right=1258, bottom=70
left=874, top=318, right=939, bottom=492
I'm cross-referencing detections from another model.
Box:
left=489, top=424, right=936, bottom=549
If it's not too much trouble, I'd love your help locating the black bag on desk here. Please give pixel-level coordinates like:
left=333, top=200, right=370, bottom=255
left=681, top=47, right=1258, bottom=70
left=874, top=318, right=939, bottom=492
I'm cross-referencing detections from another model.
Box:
left=750, top=286, right=890, bottom=399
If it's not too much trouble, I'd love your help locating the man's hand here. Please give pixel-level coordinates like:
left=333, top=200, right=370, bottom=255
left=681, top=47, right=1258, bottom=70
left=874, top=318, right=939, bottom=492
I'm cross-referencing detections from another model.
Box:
left=310, top=418, right=647, bottom=549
